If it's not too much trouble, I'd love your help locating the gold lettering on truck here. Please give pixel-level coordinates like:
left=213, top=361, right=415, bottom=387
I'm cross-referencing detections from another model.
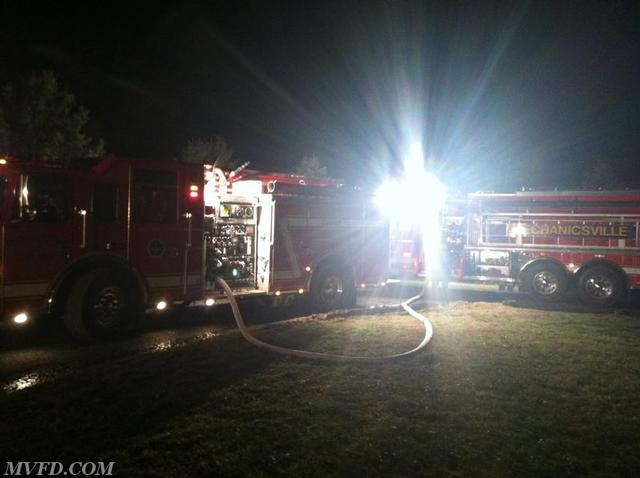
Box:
left=508, top=222, right=635, bottom=239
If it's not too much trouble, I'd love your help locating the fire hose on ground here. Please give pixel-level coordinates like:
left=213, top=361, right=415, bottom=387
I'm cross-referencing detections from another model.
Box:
left=216, top=277, right=433, bottom=361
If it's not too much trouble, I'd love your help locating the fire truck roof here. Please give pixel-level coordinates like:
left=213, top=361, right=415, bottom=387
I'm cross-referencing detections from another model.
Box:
left=470, top=190, right=640, bottom=202
left=228, top=169, right=338, bottom=186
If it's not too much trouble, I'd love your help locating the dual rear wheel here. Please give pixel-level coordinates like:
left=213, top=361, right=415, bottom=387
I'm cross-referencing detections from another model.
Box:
left=576, top=265, right=623, bottom=307
left=522, top=262, right=623, bottom=307
left=522, top=262, right=567, bottom=301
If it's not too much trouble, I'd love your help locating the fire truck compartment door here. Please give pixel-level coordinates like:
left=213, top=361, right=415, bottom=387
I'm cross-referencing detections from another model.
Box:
left=256, top=195, right=274, bottom=293
left=128, top=168, right=188, bottom=296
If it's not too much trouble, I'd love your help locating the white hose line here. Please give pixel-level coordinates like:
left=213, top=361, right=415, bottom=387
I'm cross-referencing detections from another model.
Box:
left=216, top=277, right=433, bottom=362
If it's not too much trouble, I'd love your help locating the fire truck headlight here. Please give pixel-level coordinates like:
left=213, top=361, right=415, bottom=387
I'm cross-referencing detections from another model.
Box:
left=205, top=298, right=215, bottom=306
left=156, top=301, right=167, bottom=311
left=13, top=313, right=28, bottom=325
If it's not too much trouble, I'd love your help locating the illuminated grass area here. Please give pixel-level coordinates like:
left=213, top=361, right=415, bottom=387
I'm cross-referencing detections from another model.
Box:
left=2, top=303, right=640, bottom=476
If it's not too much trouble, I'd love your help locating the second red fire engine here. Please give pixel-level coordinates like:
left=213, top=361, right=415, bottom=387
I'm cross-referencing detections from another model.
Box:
left=390, top=189, right=640, bottom=306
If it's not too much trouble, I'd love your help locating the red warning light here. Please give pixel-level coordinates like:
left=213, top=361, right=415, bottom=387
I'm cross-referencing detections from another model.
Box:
left=189, top=184, right=199, bottom=199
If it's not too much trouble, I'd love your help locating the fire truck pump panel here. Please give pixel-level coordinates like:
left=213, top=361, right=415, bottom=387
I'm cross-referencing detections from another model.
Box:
left=206, top=201, right=257, bottom=289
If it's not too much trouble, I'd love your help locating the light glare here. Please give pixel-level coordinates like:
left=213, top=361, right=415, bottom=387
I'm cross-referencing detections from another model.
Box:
left=374, top=171, right=446, bottom=222
left=375, top=143, right=447, bottom=280
left=509, top=222, right=527, bottom=237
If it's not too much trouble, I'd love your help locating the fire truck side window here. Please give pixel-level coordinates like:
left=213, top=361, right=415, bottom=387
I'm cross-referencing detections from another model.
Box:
left=485, top=221, right=509, bottom=243
left=132, top=169, right=177, bottom=224
left=93, top=183, right=119, bottom=223
left=14, top=175, right=71, bottom=223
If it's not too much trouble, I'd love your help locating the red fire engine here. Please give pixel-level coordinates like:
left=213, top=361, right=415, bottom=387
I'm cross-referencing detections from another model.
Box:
left=0, top=155, right=388, bottom=339
left=391, top=190, right=640, bottom=306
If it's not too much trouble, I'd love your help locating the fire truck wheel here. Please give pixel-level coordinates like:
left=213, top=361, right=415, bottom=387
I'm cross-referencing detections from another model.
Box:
left=577, top=266, right=623, bottom=307
left=521, top=262, right=568, bottom=301
left=64, top=269, right=141, bottom=340
left=310, top=264, right=356, bottom=312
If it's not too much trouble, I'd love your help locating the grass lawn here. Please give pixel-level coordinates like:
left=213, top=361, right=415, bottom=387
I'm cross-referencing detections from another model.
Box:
left=2, top=301, right=640, bottom=477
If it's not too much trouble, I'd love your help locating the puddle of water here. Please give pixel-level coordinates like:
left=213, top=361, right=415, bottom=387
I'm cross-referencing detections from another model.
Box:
left=152, top=341, right=174, bottom=352
left=2, top=330, right=224, bottom=393
left=151, top=331, right=220, bottom=353
left=3, top=373, right=42, bottom=393
left=197, top=331, right=219, bottom=340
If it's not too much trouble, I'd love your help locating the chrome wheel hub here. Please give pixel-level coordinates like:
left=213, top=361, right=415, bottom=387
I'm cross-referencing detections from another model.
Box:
left=93, top=287, right=124, bottom=328
left=585, top=275, right=614, bottom=299
left=533, top=271, right=558, bottom=296
left=320, top=276, right=344, bottom=305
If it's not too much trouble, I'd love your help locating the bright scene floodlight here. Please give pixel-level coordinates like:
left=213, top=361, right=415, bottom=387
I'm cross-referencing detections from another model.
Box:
left=374, top=167, right=446, bottom=226
left=374, top=141, right=447, bottom=279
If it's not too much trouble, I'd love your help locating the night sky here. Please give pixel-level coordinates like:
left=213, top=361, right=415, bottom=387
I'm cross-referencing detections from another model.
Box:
left=1, top=1, right=638, bottom=191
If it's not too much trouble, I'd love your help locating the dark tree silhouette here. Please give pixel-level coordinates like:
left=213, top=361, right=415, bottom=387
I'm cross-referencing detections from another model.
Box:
left=179, top=136, right=237, bottom=169
left=294, top=154, right=329, bottom=178
left=0, top=71, right=103, bottom=164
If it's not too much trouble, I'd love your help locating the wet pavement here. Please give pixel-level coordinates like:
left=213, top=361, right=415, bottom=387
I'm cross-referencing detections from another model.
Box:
left=2, top=285, right=638, bottom=393
left=0, top=287, right=412, bottom=389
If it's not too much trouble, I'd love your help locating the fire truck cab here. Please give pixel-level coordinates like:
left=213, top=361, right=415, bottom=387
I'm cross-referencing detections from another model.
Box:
left=0, top=156, right=388, bottom=339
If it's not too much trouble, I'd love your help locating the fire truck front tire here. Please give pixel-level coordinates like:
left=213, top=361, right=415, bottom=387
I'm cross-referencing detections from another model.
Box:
left=310, top=264, right=357, bottom=312
left=576, top=265, right=623, bottom=307
left=64, top=269, right=142, bottom=340
left=521, top=262, right=568, bottom=301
